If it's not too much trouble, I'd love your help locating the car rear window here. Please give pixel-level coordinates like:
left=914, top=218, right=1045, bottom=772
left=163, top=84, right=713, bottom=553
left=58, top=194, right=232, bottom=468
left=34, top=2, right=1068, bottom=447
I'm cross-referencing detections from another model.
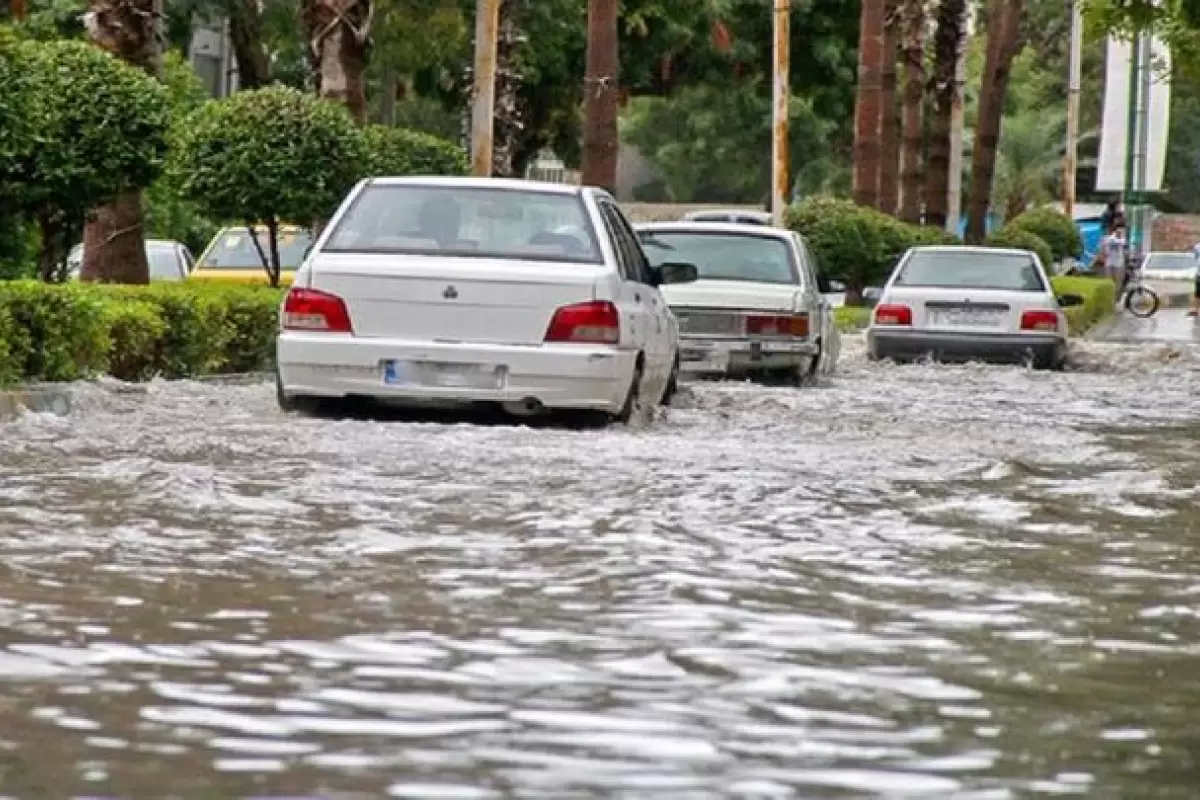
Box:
left=894, top=250, right=1046, bottom=292
left=323, top=184, right=603, bottom=264
left=639, top=231, right=797, bottom=285
left=198, top=228, right=312, bottom=270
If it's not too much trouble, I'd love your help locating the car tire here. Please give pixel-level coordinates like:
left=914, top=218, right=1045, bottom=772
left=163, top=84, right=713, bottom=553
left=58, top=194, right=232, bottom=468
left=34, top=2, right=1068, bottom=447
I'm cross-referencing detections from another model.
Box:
left=660, top=353, right=680, bottom=406
left=276, top=370, right=321, bottom=415
left=616, top=360, right=645, bottom=424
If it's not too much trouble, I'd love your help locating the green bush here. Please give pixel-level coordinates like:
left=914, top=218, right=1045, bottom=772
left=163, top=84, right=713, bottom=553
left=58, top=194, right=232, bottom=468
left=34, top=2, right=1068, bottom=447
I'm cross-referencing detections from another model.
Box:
left=984, top=225, right=1055, bottom=270
left=0, top=282, right=285, bottom=387
left=1009, top=206, right=1084, bottom=262
left=1051, top=275, right=1115, bottom=334
left=784, top=196, right=962, bottom=299
left=361, top=125, right=469, bottom=178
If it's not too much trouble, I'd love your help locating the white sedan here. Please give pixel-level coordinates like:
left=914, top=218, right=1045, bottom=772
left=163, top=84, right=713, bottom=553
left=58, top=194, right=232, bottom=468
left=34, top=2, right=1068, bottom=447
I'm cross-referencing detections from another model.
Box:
left=275, top=176, right=698, bottom=424
left=866, top=245, right=1084, bottom=370
left=634, top=221, right=840, bottom=383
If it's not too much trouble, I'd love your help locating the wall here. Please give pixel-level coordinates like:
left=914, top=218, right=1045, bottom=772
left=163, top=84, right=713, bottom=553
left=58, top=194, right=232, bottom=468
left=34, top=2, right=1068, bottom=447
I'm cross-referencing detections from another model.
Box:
left=1151, top=214, right=1200, bottom=251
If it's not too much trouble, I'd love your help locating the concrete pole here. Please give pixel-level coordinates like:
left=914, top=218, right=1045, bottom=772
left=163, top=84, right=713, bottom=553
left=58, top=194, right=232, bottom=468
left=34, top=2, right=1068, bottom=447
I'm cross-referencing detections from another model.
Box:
left=581, top=0, right=620, bottom=191
left=1063, top=0, right=1082, bottom=219
left=945, top=2, right=968, bottom=234
left=771, top=0, right=791, bottom=225
left=470, top=0, right=501, bottom=177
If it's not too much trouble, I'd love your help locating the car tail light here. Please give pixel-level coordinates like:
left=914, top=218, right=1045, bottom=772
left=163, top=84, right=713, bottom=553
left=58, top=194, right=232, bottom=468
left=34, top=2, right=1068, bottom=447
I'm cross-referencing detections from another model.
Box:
left=874, top=303, right=912, bottom=326
left=544, top=301, right=620, bottom=344
left=1020, top=310, right=1059, bottom=332
left=281, top=287, right=353, bottom=333
left=745, top=313, right=809, bottom=337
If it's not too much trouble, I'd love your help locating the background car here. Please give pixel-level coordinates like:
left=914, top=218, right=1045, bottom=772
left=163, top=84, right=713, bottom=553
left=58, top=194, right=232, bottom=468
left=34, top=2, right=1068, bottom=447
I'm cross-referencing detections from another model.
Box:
left=681, top=209, right=772, bottom=225
left=1140, top=251, right=1197, bottom=284
left=866, top=245, right=1083, bottom=370
left=66, top=239, right=194, bottom=281
left=636, top=221, right=840, bottom=384
left=275, top=176, right=698, bottom=425
left=190, top=225, right=311, bottom=286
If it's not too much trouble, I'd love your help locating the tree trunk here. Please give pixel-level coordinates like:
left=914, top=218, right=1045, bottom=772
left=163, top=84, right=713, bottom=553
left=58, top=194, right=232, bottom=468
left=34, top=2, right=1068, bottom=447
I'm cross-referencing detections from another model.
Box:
left=79, top=0, right=163, bottom=285
left=302, top=0, right=373, bottom=124
left=965, top=0, right=1025, bottom=243
left=377, top=64, right=397, bottom=125
left=924, top=0, right=966, bottom=230
left=581, top=0, right=619, bottom=192
left=492, top=0, right=523, bottom=178
left=898, top=0, right=926, bottom=223
left=226, top=0, right=270, bottom=89
left=878, top=0, right=901, bottom=215
left=852, top=0, right=886, bottom=208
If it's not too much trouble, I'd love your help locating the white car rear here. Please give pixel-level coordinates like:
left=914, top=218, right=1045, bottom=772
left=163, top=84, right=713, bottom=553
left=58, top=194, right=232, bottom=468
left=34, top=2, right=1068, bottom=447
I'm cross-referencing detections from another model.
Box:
left=866, top=245, right=1081, bottom=370
left=635, top=222, right=840, bottom=382
left=275, top=177, right=693, bottom=422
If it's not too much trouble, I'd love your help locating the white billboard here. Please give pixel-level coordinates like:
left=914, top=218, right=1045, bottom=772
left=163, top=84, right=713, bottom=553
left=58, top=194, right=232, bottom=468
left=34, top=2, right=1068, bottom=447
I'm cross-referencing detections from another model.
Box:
left=1095, top=34, right=1171, bottom=193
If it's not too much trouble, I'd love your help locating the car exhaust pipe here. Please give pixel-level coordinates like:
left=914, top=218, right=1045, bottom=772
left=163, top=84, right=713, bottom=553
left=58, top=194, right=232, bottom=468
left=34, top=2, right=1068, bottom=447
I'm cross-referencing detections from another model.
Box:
left=503, top=397, right=544, bottom=417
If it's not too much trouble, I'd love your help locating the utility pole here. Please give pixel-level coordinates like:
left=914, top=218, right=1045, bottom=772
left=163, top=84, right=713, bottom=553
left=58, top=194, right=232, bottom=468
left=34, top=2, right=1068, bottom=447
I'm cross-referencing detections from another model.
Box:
left=9, top=0, right=25, bottom=19
left=1063, top=0, right=1082, bottom=219
left=469, top=0, right=501, bottom=177
left=771, top=0, right=791, bottom=224
left=945, top=2, right=968, bottom=234
left=581, top=0, right=619, bottom=192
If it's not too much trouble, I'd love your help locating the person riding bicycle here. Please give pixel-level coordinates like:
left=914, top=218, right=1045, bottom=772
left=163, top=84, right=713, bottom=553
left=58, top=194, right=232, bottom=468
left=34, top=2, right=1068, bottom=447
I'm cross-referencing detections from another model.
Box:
left=1099, top=224, right=1127, bottom=295
left=1189, top=241, right=1200, bottom=317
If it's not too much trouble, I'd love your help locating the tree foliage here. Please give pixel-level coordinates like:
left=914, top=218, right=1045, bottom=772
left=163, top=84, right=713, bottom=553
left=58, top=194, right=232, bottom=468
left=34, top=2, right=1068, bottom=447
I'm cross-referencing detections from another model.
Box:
left=1008, top=206, right=1084, bottom=261
left=361, top=126, right=469, bottom=178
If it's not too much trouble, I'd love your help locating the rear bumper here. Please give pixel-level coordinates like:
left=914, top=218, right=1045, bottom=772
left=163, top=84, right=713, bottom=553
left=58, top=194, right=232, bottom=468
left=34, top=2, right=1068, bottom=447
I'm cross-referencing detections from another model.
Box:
left=867, top=329, right=1066, bottom=364
left=678, top=335, right=818, bottom=374
left=277, top=333, right=635, bottom=412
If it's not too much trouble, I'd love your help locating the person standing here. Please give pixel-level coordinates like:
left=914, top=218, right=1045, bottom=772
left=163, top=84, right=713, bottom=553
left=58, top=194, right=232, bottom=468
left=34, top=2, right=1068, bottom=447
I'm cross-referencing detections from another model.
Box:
left=1189, top=240, right=1200, bottom=317
left=1101, top=195, right=1126, bottom=234
left=1100, top=224, right=1127, bottom=295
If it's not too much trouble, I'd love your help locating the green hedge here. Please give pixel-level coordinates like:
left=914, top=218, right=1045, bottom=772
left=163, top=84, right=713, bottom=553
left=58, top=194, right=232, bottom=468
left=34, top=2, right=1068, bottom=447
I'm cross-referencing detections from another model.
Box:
left=984, top=225, right=1055, bottom=270
left=1009, top=207, right=1083, bottom=263
left=1050, top=275, right=1115, bottom=335
left=0, top=281, right=283, bottom=386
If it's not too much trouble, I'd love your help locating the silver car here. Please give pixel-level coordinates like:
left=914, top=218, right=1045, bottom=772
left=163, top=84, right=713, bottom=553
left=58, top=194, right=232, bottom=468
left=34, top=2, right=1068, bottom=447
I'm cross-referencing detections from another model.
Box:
left=67, top=239, right=195, bottom=281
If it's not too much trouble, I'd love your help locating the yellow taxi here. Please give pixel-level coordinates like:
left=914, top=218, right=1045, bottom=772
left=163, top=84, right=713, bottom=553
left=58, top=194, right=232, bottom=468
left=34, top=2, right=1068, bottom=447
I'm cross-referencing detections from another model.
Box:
left=189, top=224, right=313, bottom=286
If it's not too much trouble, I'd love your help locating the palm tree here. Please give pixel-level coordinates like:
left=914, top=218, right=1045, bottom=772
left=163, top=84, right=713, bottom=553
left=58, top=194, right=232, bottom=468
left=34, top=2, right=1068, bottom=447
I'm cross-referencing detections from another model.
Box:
left=852, top=0, right=886, bottom=208
left=78, top=0, right=162, bottom=284
left=992, top=109, right=1066, bottom=221
left=924, top=0, right=966, bottom=229
left=301, top=0, right=373, bottom=123
left=898, top=0, right=926, bottom=223
left=878, top=0, right=901, bottom=215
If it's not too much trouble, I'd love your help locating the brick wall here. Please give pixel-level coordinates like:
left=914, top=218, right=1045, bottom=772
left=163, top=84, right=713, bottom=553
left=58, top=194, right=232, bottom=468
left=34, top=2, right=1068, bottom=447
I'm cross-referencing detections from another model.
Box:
left=1152, top=214, right=1200, bottom=251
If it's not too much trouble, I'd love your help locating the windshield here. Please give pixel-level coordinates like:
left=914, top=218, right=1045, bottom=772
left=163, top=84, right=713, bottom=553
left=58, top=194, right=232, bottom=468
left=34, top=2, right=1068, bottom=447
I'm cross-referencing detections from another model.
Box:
left=639, top=231, right=797, bottom=284
left=198, top=228, right=312, bottom=270
left=894, top=249, right=1046, bottom=291
left=146, top=244, right=182, bottom=279
left=323, top=185, right=602, bottom=264
left=1143, top=253, right=1195, bottom=272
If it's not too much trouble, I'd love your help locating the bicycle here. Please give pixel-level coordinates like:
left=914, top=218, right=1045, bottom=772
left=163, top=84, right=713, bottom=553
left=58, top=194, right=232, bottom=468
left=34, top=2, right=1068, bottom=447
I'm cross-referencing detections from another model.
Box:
left=1118, top=259, right=1160, bottom=318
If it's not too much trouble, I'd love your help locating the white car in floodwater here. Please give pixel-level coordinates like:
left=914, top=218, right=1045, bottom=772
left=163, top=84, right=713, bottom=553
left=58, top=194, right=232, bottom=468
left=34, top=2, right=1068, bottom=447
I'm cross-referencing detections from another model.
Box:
left=274, top=176, right=700, bottom=424
left=634, top=221, right=841, bottom=383
left=866, top=245, right=1085, bottom=370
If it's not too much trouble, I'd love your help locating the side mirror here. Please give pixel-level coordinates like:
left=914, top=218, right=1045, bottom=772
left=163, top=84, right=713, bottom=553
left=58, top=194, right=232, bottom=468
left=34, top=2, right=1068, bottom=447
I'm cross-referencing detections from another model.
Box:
left=1057, top=292, right=1085, bottom=308
left=862, top=286, right=883, bottom=308
left=655, top=261, right=699, bottom=285
left=828, top=279, right=846, bottom=293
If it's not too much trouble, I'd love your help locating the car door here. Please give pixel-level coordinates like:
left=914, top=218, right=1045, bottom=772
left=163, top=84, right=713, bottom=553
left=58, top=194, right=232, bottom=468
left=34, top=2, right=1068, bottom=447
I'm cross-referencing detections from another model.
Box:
left=793, top=233, right=839, bottom=371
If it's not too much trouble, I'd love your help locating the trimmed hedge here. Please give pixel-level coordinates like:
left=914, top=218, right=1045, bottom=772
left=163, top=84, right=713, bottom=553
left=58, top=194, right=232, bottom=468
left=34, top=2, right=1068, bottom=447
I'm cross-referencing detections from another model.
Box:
left=0, top=281, right=282, bottom=386
left=984, top=225, right=1055, bottom=270
left=1050, top=275, right=1115, bottom=335
left=1009, top=207, right=1084, bottom=262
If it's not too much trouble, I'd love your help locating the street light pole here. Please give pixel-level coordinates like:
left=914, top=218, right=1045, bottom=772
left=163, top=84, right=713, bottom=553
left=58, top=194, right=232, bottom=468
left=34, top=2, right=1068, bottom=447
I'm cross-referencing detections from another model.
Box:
left=581, top=0, right=619, bottom=191
left=1063, top=0, right=1082, bottom=218
left=470, top=0, right=501, bottom=177
left=771, top=0, right=790, bottom=225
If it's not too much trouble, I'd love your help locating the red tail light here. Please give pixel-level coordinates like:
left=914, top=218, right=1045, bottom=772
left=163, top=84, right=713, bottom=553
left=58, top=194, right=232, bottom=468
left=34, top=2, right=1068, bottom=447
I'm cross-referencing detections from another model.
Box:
left=1020, top=310, right=1059, bottom=332
left=544, top=301, right=620, bottom=344
left=745, top=313, right=809, bottom=337
left=874, top=303, right=912, bottom=326
left=282, top=287, right=353, bottom=333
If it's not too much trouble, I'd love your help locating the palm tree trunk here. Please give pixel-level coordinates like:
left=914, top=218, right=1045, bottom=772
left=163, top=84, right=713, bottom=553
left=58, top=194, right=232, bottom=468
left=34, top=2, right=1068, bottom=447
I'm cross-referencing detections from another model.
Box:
left=924, top=0, right=965, bottom=229
left=79, top=0, right=163, bottom=284
left=965, top=0, right=1025, bottom=243
left=898, top=0, right=926, bottom=223
left=582, top=0, right=619, bottom=191
left=226, top=0, right=270, bottom=89
left=852, top=0, right=887, bottom=208
left=878, top=0, right=901, bottom=215
left=492, top=0, right=523, bottom=178
left=301, top=0, right=373, bottom=124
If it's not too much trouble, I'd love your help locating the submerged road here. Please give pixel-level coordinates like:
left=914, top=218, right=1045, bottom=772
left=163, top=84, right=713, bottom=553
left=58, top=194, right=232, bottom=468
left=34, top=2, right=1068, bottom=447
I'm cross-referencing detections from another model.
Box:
left=0, top=336, right=1199, bottom=797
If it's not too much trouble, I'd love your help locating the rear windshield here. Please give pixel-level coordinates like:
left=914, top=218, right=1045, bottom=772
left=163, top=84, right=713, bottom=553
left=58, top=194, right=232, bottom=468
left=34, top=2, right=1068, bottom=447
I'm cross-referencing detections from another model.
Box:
left=198, top=228, right=312, bottom=270
left=323, top=184, right=603, bottom=264
left=894, top=250, right=1046, bottom=292
left=639, top=231, right=797, bottom=285
left=146, top=244, right=183, bottom=279
left=1144, top=252, right=1194, bottom=272
left=686, top=212, right=770, bottom=225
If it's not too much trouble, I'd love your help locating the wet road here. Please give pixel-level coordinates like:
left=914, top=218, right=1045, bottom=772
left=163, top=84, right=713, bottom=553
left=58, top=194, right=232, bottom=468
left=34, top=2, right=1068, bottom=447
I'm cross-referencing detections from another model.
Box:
left=2, top=334, right=1200, bottom=798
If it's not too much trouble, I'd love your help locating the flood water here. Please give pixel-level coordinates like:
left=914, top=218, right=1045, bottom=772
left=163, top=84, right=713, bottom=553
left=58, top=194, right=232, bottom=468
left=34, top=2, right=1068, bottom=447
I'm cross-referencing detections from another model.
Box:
left=1, top=337, right=1200, bottom=798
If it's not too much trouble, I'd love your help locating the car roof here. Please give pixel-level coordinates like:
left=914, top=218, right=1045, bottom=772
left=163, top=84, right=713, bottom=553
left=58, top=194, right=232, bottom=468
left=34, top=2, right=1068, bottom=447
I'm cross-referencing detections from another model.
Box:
left=909, top=245, right=1035, bottom=257
left=366, top=175, right=584, bottom=196
left=683, top=208, right=771, bottom=218
left=634, top=221, right=793, bottom=239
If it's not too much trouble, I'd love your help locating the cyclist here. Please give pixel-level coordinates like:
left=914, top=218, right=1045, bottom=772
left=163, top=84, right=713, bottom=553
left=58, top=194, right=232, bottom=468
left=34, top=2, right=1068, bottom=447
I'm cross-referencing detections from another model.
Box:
left=1189, top=241, right=1200, bottom=317
left=1099, top=224, right=1127, bottom=296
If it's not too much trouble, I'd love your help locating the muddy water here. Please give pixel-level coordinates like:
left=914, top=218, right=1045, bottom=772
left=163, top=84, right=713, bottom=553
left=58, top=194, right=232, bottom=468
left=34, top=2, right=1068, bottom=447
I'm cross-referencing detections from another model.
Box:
left=1, top=338, right=1200, bottom=798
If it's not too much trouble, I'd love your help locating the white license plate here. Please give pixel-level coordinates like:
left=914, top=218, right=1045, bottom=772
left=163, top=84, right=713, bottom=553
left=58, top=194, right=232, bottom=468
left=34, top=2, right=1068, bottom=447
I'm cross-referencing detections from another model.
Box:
left=680, top=348, right=729, bottom=371
left=383, top=360, right=504, bottom=389
left=928, top=309, right=1002, bottom=327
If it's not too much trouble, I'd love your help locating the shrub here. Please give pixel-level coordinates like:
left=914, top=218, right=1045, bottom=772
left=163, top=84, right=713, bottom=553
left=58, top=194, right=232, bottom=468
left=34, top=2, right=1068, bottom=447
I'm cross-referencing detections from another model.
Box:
left=171, top=86, right=367, bottom=285
left=984, top=225, right=1055, bottom=270
left=0, top=281, right=111, bottom=382
left=0, top=27, right=36, bottom=208
left=361, top=125, right=469, bottom=178
left=1009, top=206, right=1084, bottom=262
left=1051, top=275, right=1115, bottom=334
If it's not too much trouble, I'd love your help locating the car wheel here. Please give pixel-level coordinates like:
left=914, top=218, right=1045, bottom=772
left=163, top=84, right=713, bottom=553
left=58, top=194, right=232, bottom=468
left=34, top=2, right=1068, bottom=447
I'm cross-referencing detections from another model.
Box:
left=660, top=353, right=680, bottom=406
left=276, top=369, right=321, bottom=415
left=616, top=360, right=645, bottom=424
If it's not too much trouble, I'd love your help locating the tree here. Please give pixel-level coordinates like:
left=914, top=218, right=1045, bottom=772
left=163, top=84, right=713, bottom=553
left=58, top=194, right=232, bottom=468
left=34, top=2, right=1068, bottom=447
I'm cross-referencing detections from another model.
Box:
left=170, top=86, right=366, bottom=286
left=924, top=0, right=967, bottom=228
left=301, top=0, right=373, bottom=123
left=79, top=0, right=163, bottom=284
left=582, top=0, right=619, bottom=190
left=17, top=39, right=169, bottom=281
left=878, top=0, right=901, bottom=214
left=852, top=0, right=886, bottom=207
left=990, top=108, right=1064, bottom=221
left=898, top=0, right=926, bottom=222
left=360, top=125, right=469, bottom=177
left=966, top=0, right=1025, bottom=243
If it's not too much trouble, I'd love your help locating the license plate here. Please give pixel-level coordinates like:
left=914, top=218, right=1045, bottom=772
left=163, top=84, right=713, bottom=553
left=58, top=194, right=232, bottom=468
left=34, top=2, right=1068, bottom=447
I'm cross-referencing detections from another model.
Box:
left=928, top=309, right=1001, bottom=327
left=383, top=360, right=504, bottom=389
left=680, top=349, right=729, bottom=371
